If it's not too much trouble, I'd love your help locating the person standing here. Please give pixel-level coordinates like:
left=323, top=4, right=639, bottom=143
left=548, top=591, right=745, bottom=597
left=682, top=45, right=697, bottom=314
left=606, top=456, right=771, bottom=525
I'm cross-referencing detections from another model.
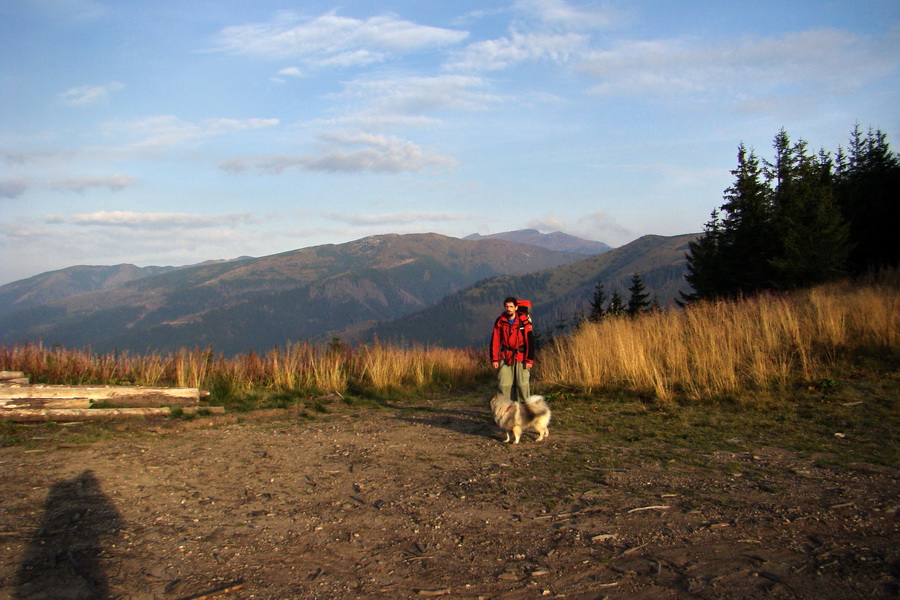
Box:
left=490, top=296, right=534, bottom=402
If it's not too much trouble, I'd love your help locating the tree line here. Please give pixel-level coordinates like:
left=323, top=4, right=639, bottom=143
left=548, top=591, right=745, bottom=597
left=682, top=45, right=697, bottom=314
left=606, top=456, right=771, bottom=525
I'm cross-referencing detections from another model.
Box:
left=680, top=125, right=898, bottom=302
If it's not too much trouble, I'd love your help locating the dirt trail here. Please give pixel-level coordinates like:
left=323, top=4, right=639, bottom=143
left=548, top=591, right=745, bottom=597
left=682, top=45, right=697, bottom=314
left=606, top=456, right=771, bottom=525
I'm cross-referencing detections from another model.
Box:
left=1, top=397, right=898, bottom=599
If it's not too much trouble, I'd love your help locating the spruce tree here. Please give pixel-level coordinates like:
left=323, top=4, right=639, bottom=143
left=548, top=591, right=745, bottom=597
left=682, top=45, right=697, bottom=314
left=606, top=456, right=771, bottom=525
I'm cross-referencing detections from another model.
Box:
left=589, top=281, right=606, bottom=322
left=626, top=273, right=651, bottom=317
left=835, top=125, right=900, bottom=273
left=683, top=210, right=727, bottom=302
left=720, top=144, right=775, bottom=294
left=767, top=136, right=849, bottom=288
left=684, top=127, right=860, bottom=302
left=607, top=290, right=625, bottom=318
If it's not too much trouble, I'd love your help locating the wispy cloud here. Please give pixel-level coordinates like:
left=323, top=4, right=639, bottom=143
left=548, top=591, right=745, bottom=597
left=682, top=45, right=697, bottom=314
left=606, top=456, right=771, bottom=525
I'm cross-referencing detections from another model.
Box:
left=214, top=10, right=468, bottom=65
left=49, top=174, right=139, bottom=193
left=445, top=0, right=621, bottom=72
left=579, top=29, right=897, bottom=103
left=100, top=115, right=279, bottom=151
left=44, top=210, right=260, bottom=229
left=59, top=82, right=124, bottom=106
left=514, top=0, right=624, bottom=30
left=0, top=178, right=29, bottom=199
left=527, top=211, right=634, bottom=245
left=446, top=31, right=588, bottom=71
left=573, top=211, right=634, bottom=241
left=335, top=75, right=503, bottom=121
left=221, top=132, right=457, bottom=174
left=326, top=211, right=472, bottom=226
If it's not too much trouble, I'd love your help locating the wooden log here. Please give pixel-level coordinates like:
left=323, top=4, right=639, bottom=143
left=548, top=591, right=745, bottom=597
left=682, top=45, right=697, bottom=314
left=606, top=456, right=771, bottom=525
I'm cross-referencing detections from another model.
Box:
left=0, top=398, right=92, bottom=410
left=0, top=406, right=225, bottom=422
left=0, top=371, right=26, bottom=379
left=0, top=385, right=202, bottom=407
left=0, top=378, right=30, bottom=385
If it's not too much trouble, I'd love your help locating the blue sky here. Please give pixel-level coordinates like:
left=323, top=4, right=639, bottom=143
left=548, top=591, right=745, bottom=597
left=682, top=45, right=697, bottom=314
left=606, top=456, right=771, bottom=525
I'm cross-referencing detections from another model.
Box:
left=1, top=0, right=897, bottom=285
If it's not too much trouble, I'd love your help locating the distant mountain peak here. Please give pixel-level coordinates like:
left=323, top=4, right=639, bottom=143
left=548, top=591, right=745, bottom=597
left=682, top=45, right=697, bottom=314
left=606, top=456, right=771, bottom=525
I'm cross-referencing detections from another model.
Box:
left=463, top=229, right=612, bottom=256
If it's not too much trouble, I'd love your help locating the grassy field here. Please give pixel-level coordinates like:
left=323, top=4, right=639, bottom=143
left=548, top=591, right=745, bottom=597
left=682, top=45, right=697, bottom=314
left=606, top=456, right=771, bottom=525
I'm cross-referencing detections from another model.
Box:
left=1, top=273, right=896, bottom=413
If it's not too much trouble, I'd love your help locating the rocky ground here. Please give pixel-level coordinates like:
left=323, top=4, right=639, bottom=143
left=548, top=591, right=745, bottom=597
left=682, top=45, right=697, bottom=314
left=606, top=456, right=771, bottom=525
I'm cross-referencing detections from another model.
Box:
left=1, top=393, right=898, bottom=599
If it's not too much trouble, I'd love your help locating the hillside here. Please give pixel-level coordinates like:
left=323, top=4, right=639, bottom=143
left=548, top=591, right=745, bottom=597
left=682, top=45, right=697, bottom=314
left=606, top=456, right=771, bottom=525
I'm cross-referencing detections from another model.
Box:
left=0, top=233, right=586, bottom=356
left=0, top=264, right=178, bottom=316
left=365, top=233, right=698, bottom=348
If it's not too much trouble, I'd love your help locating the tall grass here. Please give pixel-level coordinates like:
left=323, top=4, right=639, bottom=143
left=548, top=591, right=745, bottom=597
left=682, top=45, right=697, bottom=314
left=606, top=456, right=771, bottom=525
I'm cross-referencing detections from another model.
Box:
left=540, top=276, right=899, bottom=403
left=2, top=276, right=895, bottom=408
left=354, top=342, right=483, bottom=392
left=0, top=340, right=488, bottom=401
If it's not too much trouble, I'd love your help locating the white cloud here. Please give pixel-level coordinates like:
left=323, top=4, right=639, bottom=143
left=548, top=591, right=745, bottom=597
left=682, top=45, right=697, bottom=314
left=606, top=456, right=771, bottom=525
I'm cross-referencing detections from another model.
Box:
left=580, top=29, right=897, bottom=103
left=0, top=178, right=29, bottom=199
left=573, top=211, right=634, bottom=245
left=214, top=10, right=468, bottom=65
left=527, top=214, right=567, bottom=232
left=337, top=74, right=502, bottom=117
left=527, top=212, right=633, bottom=245
left=100, top=115, right=279, bottom=151
left=221, top=132, right=457, bottom=174
left=49, top=174, right=139, bottom=193
left=447, top=30, right=588, bottom=71
left=514, top=0, right=623, bottom=30
left=59, top=82, right=124, bottom=106
left=44, top=210, right=260, bottom=229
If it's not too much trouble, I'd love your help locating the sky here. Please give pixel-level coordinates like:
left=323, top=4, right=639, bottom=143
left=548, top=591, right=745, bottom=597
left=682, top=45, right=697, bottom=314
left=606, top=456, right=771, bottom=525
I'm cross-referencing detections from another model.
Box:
left=1, top=0, right=897, bottom=285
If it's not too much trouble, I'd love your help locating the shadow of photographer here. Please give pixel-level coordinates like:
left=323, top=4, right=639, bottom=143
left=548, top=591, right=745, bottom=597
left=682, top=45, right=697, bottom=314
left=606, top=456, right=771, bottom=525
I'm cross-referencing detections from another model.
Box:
left=15, top=469, right=123, bottom=600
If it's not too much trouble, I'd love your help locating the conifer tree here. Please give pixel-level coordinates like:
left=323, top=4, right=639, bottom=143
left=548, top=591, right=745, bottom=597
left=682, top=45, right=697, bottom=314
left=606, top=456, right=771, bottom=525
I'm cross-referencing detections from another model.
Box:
left=835, top=125, right=900, bottom=273
left=589, top=281, right=606, bottom=322
left=626, top=273, right=651, bottom=317
left=720, top=144, right=775, bottom=294
left=606, top=290, right=625, bottom=318
left=684, top=127, right=860, bottom=302
left=683, top=210, right=727, bottom=302
left=767, top=136, right=849, bottom=288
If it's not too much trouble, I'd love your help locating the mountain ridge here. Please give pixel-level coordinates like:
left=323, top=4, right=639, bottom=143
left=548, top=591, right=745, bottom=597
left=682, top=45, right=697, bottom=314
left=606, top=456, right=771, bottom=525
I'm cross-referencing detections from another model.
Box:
left=0, top=233, right=589, bottom=355
left=464, top=229, right=612, bottom=255
left=362, top=233, right=698, bottom=348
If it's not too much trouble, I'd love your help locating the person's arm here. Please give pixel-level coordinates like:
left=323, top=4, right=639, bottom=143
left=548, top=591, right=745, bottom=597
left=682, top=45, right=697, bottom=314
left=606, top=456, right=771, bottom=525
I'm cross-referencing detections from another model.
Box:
left=524, top=317, right=535, bottom=367
left=490, top=319, right=501, bottom=368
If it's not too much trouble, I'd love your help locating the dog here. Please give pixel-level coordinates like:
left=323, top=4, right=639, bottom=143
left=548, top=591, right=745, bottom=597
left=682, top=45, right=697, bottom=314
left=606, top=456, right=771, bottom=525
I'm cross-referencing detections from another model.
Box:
left=490, top=394, right=551, bottom=443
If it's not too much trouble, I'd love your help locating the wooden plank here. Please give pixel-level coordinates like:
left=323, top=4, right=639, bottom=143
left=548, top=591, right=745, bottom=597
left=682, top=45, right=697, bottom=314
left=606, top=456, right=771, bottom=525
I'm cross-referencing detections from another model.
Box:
left=0, top=371, right=26, bottom=380
left=0, top=406, right=225, bottom=422
left=0, top=385, right=202, bottom=406
left=0, top=398, right=91, bottom=410
left=0, top=396, right=201, bottom=409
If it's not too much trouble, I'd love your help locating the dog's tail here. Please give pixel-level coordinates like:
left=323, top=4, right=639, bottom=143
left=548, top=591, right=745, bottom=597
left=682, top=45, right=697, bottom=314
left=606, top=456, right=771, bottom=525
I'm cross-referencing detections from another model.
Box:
left=523, top=395, right=550, bottom=418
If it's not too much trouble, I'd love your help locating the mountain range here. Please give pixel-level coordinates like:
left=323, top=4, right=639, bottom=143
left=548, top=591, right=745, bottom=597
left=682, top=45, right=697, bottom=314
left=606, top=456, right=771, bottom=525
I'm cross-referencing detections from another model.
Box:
left=0, top=230, right=696, bottom=355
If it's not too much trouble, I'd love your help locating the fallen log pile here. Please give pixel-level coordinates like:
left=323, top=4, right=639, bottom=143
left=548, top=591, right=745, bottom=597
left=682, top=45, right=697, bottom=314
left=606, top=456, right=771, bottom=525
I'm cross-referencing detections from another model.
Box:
left=0, top=371, right=222, bottom=422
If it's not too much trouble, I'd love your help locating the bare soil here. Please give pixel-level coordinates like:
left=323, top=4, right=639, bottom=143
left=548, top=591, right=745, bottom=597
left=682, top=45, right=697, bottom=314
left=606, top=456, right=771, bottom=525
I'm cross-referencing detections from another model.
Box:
left=1, top=393, right=898, bottom=600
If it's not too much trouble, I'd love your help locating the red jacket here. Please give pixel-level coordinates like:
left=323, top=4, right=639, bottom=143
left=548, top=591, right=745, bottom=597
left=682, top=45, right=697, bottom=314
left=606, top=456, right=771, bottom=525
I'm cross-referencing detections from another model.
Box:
left=490, top=311, right=534, bottom=366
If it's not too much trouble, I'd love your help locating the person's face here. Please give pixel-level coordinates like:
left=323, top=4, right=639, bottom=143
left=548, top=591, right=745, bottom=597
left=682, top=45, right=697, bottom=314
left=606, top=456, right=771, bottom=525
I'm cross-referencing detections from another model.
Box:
left=504, top=301, right=517, bottom=317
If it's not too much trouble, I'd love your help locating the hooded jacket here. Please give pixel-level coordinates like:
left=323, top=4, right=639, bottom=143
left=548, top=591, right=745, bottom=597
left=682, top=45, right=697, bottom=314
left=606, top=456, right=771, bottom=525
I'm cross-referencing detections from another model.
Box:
left=490, top=311, right=534, bottom=366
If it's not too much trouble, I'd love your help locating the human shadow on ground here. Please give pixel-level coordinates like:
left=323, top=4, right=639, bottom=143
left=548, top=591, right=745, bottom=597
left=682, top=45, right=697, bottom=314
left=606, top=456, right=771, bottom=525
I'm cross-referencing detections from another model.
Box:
left=15, top=469, right=124, bottom=600
left=387, top=405, right=497, bottom=440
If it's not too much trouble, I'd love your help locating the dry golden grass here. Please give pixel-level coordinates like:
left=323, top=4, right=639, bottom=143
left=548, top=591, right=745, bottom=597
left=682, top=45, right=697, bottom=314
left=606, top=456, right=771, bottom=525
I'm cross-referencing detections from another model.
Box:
left=353, top=342, right=483, bottom=392
left=0, top=340, right=484, bottom=400
left=540, top=276, right=899, bottom=404
left=2, top=275, right=895, bottom=407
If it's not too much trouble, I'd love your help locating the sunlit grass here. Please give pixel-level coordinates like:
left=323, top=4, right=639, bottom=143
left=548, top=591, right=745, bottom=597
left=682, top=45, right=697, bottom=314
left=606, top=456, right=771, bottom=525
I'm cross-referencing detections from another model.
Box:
left=540, top=273, right=899, bottom=405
